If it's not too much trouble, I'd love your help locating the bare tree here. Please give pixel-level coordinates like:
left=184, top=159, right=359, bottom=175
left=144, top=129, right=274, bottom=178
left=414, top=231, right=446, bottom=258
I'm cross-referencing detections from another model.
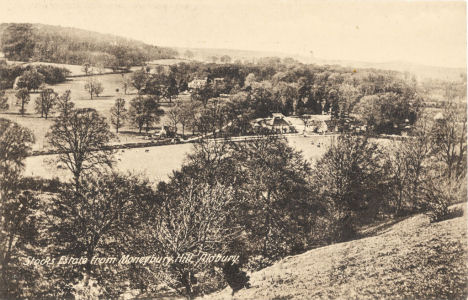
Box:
left=81, top=63, right=92, bottom=76
left=15, top=88, right=29, bottom=116
left=55, top=90, right=75, bottom=118
left=390, top=116, right=432, bottom=214
left=34, top=88, right=57, bottom=119
left=46, top=108, right=115, bottom=190
left=166, top=104, right=181, bottom=135
left=430, top=103, right=467, bottom=180
left=121, top=75, right=132, bottom=95
left=143, top=182, right=237, bottom=299
left=84, top=77, right=104, bottom=99
left=110, top=98, right=127, bottom=133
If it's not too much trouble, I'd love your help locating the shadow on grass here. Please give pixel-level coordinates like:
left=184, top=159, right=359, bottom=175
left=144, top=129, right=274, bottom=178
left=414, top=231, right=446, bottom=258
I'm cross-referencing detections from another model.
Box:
left=0, top=112, right=38, bottom=117
left=91, top=95, right=114, bottom=99
left=358, top=215, right=411, bottom=239
left=117, top=130, right=150, bottom=136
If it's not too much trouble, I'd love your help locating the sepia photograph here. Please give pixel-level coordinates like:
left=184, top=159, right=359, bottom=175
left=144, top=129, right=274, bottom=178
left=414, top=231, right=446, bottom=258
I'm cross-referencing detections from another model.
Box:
left=0, top=0, right=466, bottom=299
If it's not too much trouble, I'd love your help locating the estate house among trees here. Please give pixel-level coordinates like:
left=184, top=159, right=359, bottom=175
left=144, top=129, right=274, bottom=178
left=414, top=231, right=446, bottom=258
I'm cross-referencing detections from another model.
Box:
left=251, top=113, right=296, bottom=133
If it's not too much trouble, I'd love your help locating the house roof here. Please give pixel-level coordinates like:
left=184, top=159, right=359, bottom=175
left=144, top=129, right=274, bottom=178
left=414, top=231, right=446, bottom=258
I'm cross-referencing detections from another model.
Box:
left=272, top=113, right=285, bottom=118
left=434, top=112, right=444, bottom=120
left=269, top=117, right=291, bottom=127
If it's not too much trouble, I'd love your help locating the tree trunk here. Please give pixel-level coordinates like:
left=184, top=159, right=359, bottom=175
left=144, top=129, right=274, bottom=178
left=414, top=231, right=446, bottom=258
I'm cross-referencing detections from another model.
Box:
left=73, top=170, right=81, bottom=193
left=263, top=190, right=271, bottom=256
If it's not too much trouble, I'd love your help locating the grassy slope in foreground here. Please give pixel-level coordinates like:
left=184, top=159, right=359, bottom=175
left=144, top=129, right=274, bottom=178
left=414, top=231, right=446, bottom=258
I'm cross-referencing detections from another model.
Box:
left=201, top=204, right=467, bottom=300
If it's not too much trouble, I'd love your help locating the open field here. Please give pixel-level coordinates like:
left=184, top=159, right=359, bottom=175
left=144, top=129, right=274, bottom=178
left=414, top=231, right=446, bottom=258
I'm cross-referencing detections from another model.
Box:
left=23, top=135, right=337, bottom=182
left=23, top=134, right=397, bottom=183
left=0, top=73, right=177, bottom=150
left=24, top=143, right=194, bottom=182
left=202, top=203, right=468, bottom=300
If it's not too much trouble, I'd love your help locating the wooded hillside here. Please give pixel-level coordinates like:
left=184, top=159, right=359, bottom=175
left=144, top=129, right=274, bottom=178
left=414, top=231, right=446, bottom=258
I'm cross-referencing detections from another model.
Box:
left=0, top=23, right=177, bottom=69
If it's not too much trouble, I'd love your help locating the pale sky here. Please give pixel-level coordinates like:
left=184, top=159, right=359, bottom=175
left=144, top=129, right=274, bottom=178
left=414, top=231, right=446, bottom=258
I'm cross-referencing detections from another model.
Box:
left=0, top=0, right=466, bottom=68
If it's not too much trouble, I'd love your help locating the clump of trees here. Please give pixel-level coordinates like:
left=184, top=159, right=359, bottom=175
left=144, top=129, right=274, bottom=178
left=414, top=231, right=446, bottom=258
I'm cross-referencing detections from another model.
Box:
left=130, top=68, right=179, bottom=102
left=1, top=24, right=36, bottom=61
left=0, top=64, right=69, bottom=90
left=84, top=77, right=104, bottom=99
left=158, top=60, right=422, bottom=136
left=16, top=68, right=45, bottom=92
left=128, top=95, right=164, bottom=133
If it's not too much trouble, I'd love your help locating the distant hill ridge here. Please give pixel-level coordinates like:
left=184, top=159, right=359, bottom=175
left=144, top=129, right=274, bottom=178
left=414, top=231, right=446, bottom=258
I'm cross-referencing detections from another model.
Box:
left=0, top=23, right=177, bottom=69
left=177, top=46, right=465, bottom=81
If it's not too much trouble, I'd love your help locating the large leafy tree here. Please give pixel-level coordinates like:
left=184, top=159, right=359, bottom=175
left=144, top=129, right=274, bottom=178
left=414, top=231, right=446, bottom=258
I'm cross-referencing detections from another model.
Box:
left=42, top=173, right=157, bottom=299
left=128, top=96, right=164, bottom=133
left=228, top=136, right=316, bottom=259
left=131, top=69, right=149, bottom=94
left=0, top=118, right=35, bottom=200
left=0, top=119, right=38, bottom=299
left=313, top=135, right=392, bottom=241
left=353, top=92, right=420, bottom=134
left=191, top=81, right=216, bottom=107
